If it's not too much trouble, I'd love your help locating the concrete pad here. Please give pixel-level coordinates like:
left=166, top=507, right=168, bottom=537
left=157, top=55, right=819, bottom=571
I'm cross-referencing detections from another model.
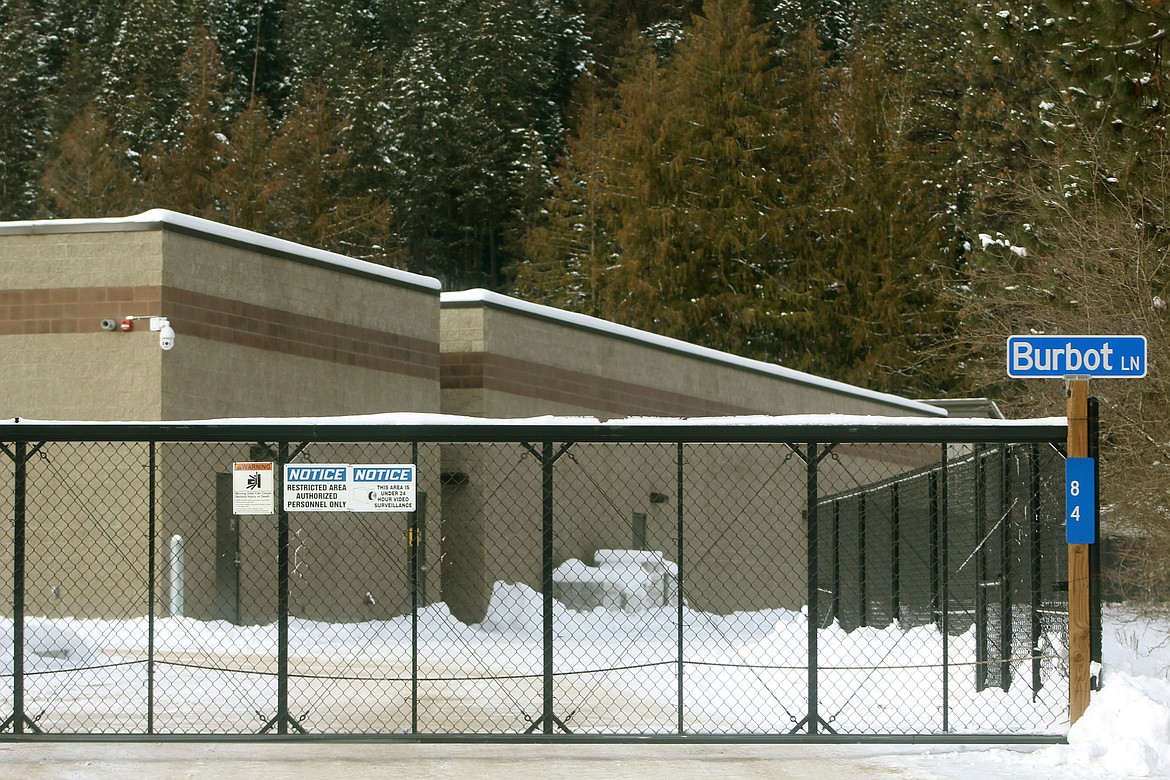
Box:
left=0, top=741, right=1024, bottom=780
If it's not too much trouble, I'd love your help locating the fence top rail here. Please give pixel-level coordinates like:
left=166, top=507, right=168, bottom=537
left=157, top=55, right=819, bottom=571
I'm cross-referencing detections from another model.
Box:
left=0, top=413, right=1067, bottom=445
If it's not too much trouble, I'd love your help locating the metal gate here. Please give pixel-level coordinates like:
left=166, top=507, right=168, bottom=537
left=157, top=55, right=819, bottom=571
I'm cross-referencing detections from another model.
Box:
left=0, top=417, right=1075, bottom=741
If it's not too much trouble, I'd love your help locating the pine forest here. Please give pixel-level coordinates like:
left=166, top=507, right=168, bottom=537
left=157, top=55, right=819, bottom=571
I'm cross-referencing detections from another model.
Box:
left=2, top=0, right=1170, bottom=598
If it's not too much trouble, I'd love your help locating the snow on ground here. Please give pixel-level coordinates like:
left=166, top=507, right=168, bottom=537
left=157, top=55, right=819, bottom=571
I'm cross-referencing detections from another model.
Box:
left=894, top=606, right=1170, bottom=779
left=3, top=596, right=1170, bottom=777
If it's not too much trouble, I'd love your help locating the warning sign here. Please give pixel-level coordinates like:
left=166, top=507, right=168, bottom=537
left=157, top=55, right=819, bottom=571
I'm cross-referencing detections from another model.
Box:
left=232, top=462, right=274, bottom=515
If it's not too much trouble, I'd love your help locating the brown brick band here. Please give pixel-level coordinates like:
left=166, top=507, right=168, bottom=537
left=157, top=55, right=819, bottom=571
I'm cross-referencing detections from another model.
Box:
left=0, top=286, right=439, bottom=380
left=441, top=351, right=754, bottom=418
left=164, top=287, right=438, bottom=380
left=0, top=286, right=160, bottom=334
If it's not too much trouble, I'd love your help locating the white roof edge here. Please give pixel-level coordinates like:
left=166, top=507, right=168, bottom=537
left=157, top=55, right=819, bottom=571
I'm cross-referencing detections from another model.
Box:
left=606, top=414, right=1064, bottom=427
left=0, top=413, right=1065, bottom=428
left=442, top=289, right=948, bottom=417
left=0, top=209, right=442, bottom=292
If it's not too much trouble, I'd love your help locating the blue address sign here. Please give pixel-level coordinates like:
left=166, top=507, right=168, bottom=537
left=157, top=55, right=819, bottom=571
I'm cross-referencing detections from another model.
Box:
left=1066, top=457, right=1096, bottom=545
left=1007, top=335, right=1147, bottom=379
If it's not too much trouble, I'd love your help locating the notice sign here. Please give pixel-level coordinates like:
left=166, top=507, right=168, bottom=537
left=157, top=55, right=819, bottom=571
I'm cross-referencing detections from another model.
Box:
left=282, top=463, right=416, bottom=512
left=349, top=465, right=416, bottom=512
left=283, top=464, right=350, bottom=511
left=232, top=462, right=274, bottom=515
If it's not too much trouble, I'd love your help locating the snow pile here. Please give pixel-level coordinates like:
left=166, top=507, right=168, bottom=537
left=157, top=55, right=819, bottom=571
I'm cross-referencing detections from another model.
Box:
left=957, top=672, right=1170, bottom=779
left=1060, top=673, right=1170, bottom=776
left=1024, top=607, right=1170, bottom=777
left=0, top=589, right=1071, bottom=735
left=0, top=618, right=101, bottom=674
left=909, top=606, right=1170, bottom=779
left=552, top=552, right=678, bottom=612
left=478, top=581, right=562, bottom=635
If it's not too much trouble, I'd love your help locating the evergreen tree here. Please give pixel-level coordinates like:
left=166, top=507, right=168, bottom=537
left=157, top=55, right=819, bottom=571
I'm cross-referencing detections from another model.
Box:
left=579, top=0, right=698, bottom=80
left=382, top=32, right=476, bottom=281
left=266, top=84, right=350, bottom=247
left=280, top=0, right=355, bottom=99
left=138, top=28, right=231, bottom=219
left=40, top=103, right=137, bottom=216
left=333, top=62, right=396, bottom=204
left=279, top=0, right=403, bottom=107
left=214, top=97, right=276, bottom=232
left=958, top=2, right=1057, bottom=235
left=98, top=0, right=191, bottom=155
left=768, top=0, right=867, bottom=54
left=514, top=80, right=621, bottom=314
left=35, top=0, right=116, bottom=151
left=613, top=0, right=799, bottom=357
left=802, top=39, right=958, bottom=393
left=520, top=0, right=804, bottom=360
left=382, top=0, right=587, bottom=288
left=1043, top=0, right=1169, bottom=155
left=266, top=84, right=395, bottom=262
left=950, top=0, right=1169, bottom=398
left=0, top=0, right=52, bottom=217
left=941, top=2, right=1170, bottom=603
left=519, top=10, right=959, bottom=393
left=207, top=0, right=288, bottom=113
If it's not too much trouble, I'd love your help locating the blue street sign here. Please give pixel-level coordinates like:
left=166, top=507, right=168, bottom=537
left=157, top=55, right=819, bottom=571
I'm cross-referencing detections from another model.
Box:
left=1066, top=458, right=1096, bottom=544
left=1008, top=335, right=1146, bottom=378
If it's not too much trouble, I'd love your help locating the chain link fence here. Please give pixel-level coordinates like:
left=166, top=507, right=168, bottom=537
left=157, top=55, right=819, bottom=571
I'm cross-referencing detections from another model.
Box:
left=0, top=419, right=1073, bottom=740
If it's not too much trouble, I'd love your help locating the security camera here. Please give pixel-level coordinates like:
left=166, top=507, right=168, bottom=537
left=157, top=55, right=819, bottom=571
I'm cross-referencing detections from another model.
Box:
left=158, top=325, right=175, bottom=351
left=99, top=319, right=118, bottom=331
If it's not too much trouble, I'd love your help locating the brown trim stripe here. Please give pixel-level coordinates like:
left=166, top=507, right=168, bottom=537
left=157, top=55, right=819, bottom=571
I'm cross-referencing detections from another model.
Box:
left=164, top=287, right=438, bottom=380
left=442, top=294, right=947, bottom=417
left=0, top=286, right=161, bottom=334
left=441, top=351, right=756, bottom=417
left=0, top=286, right=439, bottom=380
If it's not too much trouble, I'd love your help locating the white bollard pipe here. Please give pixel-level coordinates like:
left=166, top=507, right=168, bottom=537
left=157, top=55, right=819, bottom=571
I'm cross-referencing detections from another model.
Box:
left=169, top=534, right=185, bottom=618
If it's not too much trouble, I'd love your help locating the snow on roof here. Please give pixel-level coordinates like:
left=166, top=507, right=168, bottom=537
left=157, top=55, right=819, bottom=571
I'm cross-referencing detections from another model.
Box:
left=0, top=412, right=1064, bottom=430
left=443, top=288, right=948, bottom=417
left=0, top=209, right=442, bottom=292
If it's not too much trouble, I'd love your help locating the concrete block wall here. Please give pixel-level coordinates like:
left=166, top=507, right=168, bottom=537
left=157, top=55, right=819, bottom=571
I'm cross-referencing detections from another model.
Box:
left=440, top=289, right=946, bottom=420
left=0, top=212, right=443, bottom=422
left=0, top=230, right=167, bottom=420
left=0, top=212, right=953, bottom=623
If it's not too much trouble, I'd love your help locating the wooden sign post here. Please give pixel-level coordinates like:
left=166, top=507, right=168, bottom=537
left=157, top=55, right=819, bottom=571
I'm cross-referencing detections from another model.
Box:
left=1067, top=378, right=1091, bottom=724
left=1008, top=334, right=1146, bottom=725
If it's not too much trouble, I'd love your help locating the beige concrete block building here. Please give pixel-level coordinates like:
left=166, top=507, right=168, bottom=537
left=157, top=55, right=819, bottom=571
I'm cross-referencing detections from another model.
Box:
left=0, top=211, right=951, bottom=624
left=439, top=289, right=943, bottom=420
left=0, top=211, right=444, bottom=622
left=435, top=290, right=946, bottom=621
left=0, top=210, right=442, bottom=421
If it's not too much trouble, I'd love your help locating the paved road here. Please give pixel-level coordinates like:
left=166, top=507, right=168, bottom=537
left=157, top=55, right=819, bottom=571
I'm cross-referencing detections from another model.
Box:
left=0, top=741, right=1038, bottom=780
